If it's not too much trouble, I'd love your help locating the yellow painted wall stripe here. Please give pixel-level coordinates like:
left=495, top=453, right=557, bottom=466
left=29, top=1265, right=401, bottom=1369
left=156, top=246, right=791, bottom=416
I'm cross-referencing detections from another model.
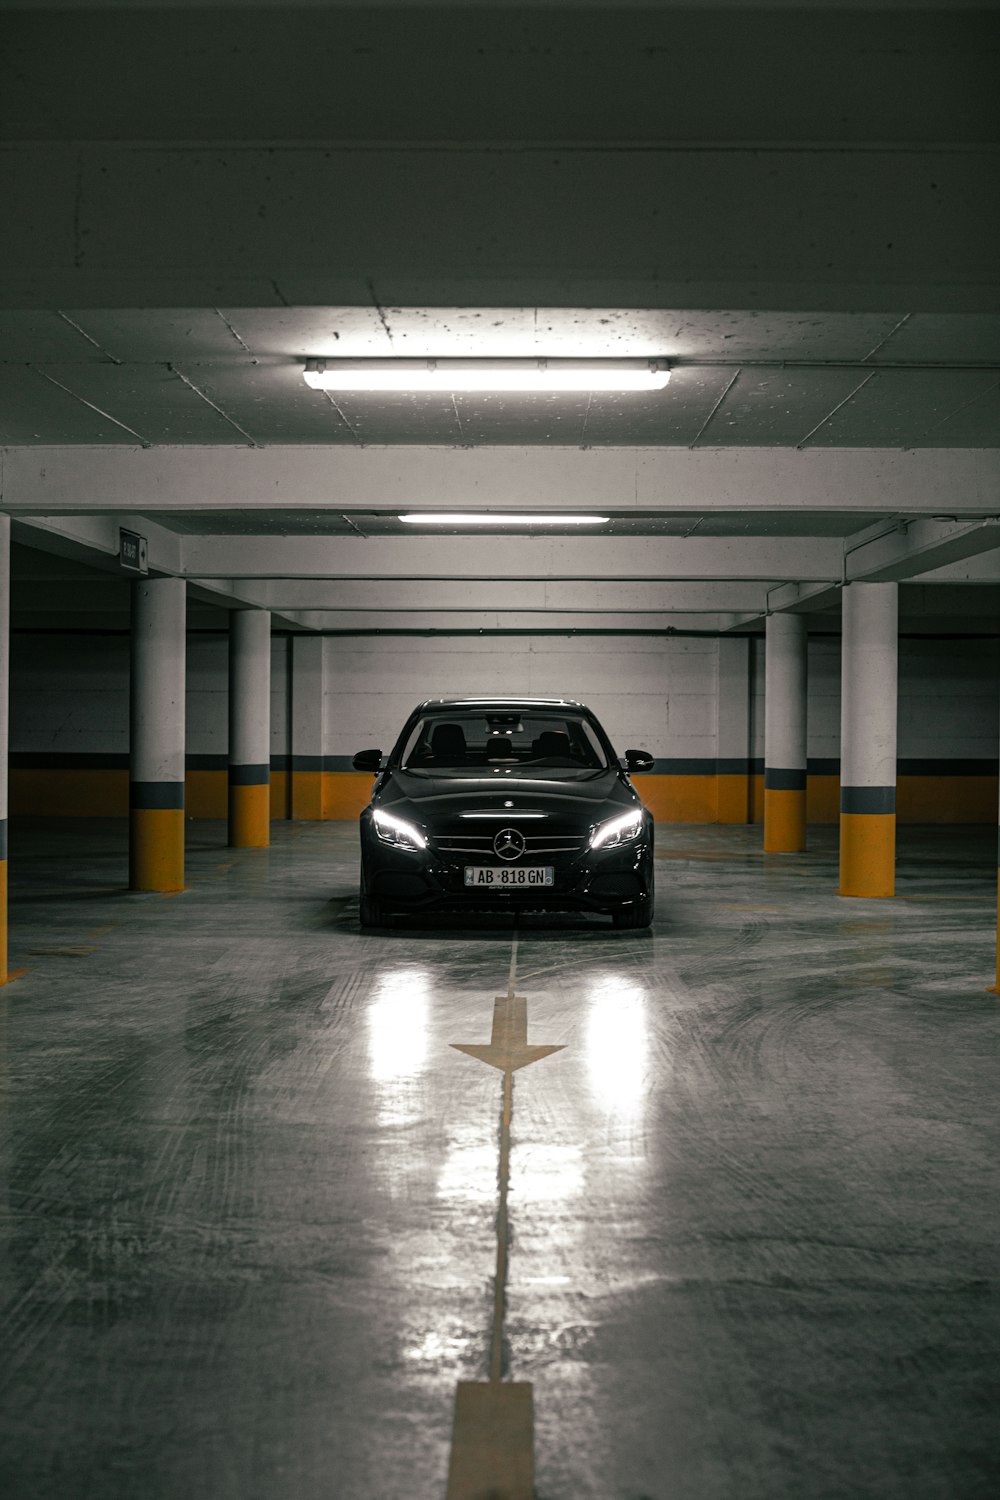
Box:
left=717, top=773, right=751, bottom=825
left=290, top=769, right=324, bottom=821
left=269, top=770, right=290, bottom=820
left=323, top=771, right=380, bottom=819
left=6, top=768, right=1000, bottom=826
left=636, top=774, right=719, bottom=823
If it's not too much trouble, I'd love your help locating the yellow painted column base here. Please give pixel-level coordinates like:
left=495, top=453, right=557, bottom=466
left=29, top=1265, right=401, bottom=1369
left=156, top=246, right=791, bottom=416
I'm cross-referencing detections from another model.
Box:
left=130, top=808, right=185, bottom=892
left=0, top=858, right=6, bottom=982
left=839, top=812, right=895, bottom=897
left=290, top=770, right=324, bottom=821
left=229, top=783, right=270, bottom=847
left=763, top=788, right=807, bottom=852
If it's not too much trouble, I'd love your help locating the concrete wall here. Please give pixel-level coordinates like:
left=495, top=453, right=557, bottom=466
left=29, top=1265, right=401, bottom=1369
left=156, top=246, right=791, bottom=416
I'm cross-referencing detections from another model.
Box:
left=7, top=631, right=293, bottom=818
left=7, top=629, right=999, bottom=823
left=321, top=633, right=721, bottom=821
left=748, top=634, right=999, bottom=823
left=322, top=633, right=714, bottom=757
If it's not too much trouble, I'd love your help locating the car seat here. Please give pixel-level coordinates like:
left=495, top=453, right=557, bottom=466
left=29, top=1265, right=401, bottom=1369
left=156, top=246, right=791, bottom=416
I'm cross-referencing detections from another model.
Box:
left=532, top=729, right=573, bottom=759
left=430, top=723, right=467, bottom=762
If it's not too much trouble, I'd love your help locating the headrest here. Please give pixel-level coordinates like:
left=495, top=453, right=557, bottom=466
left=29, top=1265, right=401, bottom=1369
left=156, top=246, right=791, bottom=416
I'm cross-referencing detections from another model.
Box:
left=430, top=723, right=467, bottom=757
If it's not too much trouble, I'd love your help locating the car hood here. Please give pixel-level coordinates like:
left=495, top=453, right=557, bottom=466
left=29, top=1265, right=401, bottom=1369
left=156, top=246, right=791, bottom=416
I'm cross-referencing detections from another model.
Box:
left=376, top=767, right=638, bottom=823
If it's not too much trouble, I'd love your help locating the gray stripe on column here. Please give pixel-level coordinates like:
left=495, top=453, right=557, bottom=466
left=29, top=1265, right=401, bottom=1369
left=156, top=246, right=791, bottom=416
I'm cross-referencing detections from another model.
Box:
left=764, top=768, right=807, bottom=792
left=229, top=763, right=271, bottom=787
left=130, top=781, right=185, bottom=810
left=841, top=785, right=895, bottom=815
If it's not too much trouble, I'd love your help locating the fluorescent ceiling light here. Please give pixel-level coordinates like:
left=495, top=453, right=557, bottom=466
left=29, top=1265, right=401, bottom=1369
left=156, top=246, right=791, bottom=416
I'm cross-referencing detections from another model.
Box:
left=398, top=513, right=609, bottom=526
left=303, top=358, right=670, bottom=393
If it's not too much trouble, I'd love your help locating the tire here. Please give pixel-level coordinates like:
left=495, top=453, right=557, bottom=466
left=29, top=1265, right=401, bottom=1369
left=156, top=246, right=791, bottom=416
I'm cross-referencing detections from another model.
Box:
left=359, top=866, right=395, bottom=929
left=611, top=877, right=654, bottom=930
left=359, top=892, right=396, bottom=928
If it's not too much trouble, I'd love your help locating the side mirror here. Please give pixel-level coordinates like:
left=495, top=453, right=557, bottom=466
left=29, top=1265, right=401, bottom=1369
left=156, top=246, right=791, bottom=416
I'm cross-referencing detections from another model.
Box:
left=352, top=748, right=383, bottom=773
left=624, top=748, right=654, bottom=773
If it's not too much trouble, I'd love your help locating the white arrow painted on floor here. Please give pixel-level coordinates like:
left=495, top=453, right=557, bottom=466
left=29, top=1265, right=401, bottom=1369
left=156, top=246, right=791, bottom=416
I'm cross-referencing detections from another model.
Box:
left=450, top=992, right=565, bottom=1074
left=446, top=938, right=566, bottom=1500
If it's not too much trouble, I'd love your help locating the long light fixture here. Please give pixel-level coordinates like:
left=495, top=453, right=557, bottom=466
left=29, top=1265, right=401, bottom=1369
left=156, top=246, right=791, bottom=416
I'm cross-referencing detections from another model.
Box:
left=398, top=513, right=609, bottom=526
left=303, top=357, right=670, bottom=393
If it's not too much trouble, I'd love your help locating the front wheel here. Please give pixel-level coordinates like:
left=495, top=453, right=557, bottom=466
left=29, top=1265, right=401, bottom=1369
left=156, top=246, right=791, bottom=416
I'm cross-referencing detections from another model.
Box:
left=359, top=867, right=395, bottom=929
left=360, top=893, right=396, bottom=928
left=611, top=883, right=654, bottom=930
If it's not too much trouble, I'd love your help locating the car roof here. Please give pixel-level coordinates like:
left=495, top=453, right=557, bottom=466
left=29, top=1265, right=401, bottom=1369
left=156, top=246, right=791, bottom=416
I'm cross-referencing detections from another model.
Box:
left=417, top=697, right=585, bottom=710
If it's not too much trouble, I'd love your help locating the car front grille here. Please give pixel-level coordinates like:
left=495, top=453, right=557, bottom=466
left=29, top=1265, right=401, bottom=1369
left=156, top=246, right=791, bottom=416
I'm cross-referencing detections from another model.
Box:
left=433, top=833, right=586, bottom=856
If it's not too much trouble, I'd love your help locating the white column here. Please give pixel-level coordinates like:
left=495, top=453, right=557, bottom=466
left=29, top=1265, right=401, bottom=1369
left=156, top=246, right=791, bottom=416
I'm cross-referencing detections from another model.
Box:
left=764, top=613, right=808, bottom=852
left=228, top=610, right=271, bottom=847
left=839, top=582, right=898, bottom=897
left=129, top=577, right=186, bottom=890
left=0, top=515, right=9, bottom=980
left=716, top=636, right=752, bottom=823
left=290, top=635, right=324, bottom=820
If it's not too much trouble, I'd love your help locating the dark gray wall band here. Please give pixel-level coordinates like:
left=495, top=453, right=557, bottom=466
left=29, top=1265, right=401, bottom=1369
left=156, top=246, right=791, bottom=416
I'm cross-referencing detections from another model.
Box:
left=228, top=763, right=270, bottom=786
left=841, top=785, right=896, bottom=815
left=0, top=819, right=7, bottom=860
left=7, top=751, right=999, bottom=778
left=289, top=755, right=325, bottom=772
left=129, top=781, right=185, bottom=810
left=764, top=768, right=808, bottom=791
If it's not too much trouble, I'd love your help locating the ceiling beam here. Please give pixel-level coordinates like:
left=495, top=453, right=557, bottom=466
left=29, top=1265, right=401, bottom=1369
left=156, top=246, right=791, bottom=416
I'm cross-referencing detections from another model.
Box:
left=184, top=535, right=840, bottom=582
left=282, top=611, right=753, bottom=633
left=3, top=446, right=1000, bottom=517
left=845, top=517, right=1000, bottom=584
left=228, top=578, right=775, bottom=612
left=911, top=549, right=1000, bottom=583
left=11, top=512, right=183, bottom=574
left=743, top=517, right=1000, bottom=624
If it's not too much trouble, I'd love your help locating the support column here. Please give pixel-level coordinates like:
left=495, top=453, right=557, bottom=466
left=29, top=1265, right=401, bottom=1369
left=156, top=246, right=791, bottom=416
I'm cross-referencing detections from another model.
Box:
left=129, top=578, right=186, bottom=892
left=228, top=611, right=271, bottom=847
left=994, top=699, right=1000, bottom=993
left=839, top=583, right=897, bottom=898
left=0, top=516, right=9, bottom=981
left=717, top=637, right=752, bottom=823
left=290, top=635, right=324, bottom=820
left=764, top=613, right=808, bottom=853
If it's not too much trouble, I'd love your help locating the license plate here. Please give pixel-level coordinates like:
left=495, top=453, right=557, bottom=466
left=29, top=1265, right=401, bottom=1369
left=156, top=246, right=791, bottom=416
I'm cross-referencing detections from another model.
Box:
left=464, top=866, right=554, bottom=888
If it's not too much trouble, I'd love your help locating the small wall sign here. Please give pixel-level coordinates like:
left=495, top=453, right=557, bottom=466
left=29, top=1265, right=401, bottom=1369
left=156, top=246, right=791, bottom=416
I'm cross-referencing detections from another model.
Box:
left=119, top=529, right=148, bottom=574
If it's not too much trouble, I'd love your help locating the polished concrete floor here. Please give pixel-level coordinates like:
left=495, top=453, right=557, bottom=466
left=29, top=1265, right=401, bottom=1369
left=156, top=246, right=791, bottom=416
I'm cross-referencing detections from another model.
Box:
left=1, top=817, right=998, bottom=1500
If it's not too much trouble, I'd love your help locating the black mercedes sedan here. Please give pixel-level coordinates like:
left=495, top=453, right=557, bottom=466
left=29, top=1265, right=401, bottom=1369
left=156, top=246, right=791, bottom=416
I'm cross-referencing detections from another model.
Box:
left=352, top=697, right=654, bottom=928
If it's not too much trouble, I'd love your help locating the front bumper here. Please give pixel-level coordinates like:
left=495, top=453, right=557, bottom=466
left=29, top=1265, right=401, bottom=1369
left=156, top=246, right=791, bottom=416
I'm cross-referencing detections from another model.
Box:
left=361, top=825, right=653, bottom=915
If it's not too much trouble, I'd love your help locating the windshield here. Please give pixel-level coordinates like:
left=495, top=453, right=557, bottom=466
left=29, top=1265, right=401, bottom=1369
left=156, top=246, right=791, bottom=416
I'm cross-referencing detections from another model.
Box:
left=400, top=711, right=609, bottom=771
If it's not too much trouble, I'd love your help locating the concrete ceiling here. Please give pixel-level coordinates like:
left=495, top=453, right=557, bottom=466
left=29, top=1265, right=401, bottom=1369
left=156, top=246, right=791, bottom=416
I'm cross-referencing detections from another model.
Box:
left=2, top=308, right=999, bottom=448
left=1, top=0, right=998, bottom=636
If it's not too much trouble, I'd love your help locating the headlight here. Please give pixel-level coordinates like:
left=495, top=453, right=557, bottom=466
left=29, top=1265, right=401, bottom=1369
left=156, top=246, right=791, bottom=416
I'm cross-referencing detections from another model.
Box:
left=590, top=808, right=643, bottom=850
left=373, top=808, right=427, bottom=850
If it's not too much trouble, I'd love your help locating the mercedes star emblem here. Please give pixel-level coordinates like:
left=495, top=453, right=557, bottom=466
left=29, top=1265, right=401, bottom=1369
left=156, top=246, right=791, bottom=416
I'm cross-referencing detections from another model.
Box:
left=494, top=827, right=525, bottom=861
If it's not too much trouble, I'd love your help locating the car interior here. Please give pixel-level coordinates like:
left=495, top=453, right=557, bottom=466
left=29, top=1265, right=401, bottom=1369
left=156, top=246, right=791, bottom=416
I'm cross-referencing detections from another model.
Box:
left=404, top=715, right=606, bottom=770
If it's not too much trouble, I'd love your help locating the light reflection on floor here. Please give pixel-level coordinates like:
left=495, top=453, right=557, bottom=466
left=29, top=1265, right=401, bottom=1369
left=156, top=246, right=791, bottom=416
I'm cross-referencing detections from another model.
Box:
left=583, top=973, right=649, bottom=1121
